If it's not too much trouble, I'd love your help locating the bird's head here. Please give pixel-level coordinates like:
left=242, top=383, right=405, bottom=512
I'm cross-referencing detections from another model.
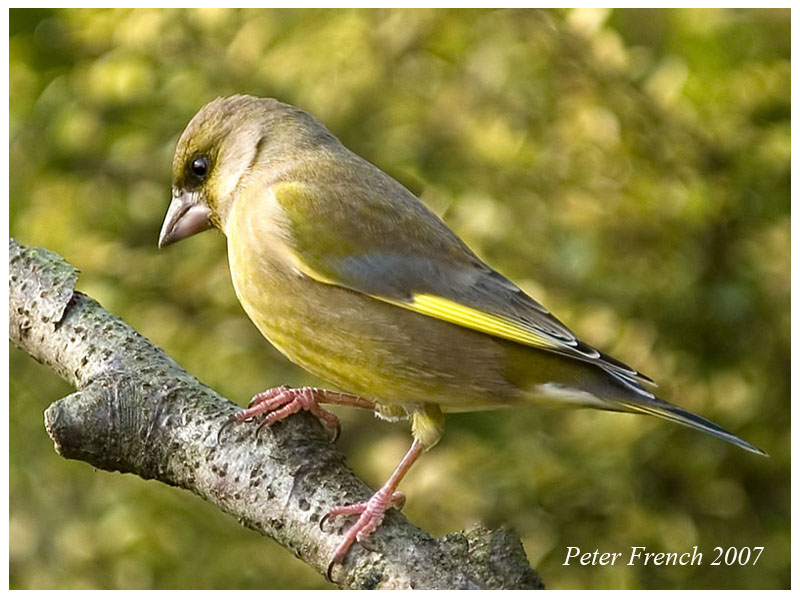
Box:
left=158, top=95, right=336, bottom=247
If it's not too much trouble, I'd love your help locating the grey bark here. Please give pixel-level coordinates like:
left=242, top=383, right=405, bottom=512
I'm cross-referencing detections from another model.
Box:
left=8, top=237, right=544, bottom=590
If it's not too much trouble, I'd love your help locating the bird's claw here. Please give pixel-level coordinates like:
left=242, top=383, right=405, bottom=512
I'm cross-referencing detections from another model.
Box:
left=321, top=490, right=406, bottom=582
left=329, top=420, right=342, bottom=444
left=215, top=386, right=343, bottom=445
left=216, top=411, right=246, bottom=445
left=326, top=558, right=338, bottom=583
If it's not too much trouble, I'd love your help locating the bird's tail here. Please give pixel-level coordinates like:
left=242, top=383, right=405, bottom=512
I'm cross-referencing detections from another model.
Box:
left=612, top=396, right=767, bottom=456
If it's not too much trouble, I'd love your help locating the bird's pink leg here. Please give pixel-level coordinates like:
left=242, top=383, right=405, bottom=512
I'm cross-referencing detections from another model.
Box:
left=221, top=386, right=375, bottom=442
left=325, top=439, right=425, bottom=577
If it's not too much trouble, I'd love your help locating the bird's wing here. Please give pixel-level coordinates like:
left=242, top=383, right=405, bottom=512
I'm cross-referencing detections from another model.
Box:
left=272, top=180, right=654, bottom=392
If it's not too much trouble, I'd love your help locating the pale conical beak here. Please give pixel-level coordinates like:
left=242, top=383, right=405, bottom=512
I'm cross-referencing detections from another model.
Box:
left=158, top=190, right=213, bottom=248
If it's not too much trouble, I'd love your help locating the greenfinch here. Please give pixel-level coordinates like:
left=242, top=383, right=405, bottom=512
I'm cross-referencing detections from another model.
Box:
left=158, top=95, right=765, bottom=572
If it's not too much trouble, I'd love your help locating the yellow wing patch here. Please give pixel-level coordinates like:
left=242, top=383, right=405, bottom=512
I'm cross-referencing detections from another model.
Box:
left=403, top=293, right=559, bottom=350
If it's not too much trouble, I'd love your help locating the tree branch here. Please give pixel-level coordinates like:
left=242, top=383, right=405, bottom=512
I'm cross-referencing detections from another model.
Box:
left=8, top=238, right=544, bottom=590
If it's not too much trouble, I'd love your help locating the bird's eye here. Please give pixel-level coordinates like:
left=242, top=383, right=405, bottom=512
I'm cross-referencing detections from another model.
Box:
left=190, top=156, right=209, bottom=179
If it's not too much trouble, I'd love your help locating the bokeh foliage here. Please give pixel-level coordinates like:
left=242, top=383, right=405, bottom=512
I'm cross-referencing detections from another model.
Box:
left=10, top=8, right=789, bottom=589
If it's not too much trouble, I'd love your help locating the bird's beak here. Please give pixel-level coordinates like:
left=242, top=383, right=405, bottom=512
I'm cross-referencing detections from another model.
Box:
left=158, top=190, right=213, bottom=248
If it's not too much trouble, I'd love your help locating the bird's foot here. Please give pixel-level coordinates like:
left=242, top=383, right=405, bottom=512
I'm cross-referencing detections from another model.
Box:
left=250, top=386, right=343, bottom=440
left=218, top=386, right=376, bottom=444
left=323, top=488, right=406, bottom=580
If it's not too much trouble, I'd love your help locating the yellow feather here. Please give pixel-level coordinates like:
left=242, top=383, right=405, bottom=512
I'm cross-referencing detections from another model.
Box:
left=401, top=293, right=558, bottom=350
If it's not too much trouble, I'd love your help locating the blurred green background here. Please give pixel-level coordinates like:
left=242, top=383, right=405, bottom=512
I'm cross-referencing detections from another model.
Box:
left=9, top=8, right=789, bottom=590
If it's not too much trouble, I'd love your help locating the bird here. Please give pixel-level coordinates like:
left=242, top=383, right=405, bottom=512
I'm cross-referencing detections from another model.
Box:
left=158, top=95, right=765, bottom=577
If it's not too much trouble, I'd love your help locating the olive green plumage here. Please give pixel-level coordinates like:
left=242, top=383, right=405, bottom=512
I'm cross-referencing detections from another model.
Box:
left=159, top=94, right=764, bottom=456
